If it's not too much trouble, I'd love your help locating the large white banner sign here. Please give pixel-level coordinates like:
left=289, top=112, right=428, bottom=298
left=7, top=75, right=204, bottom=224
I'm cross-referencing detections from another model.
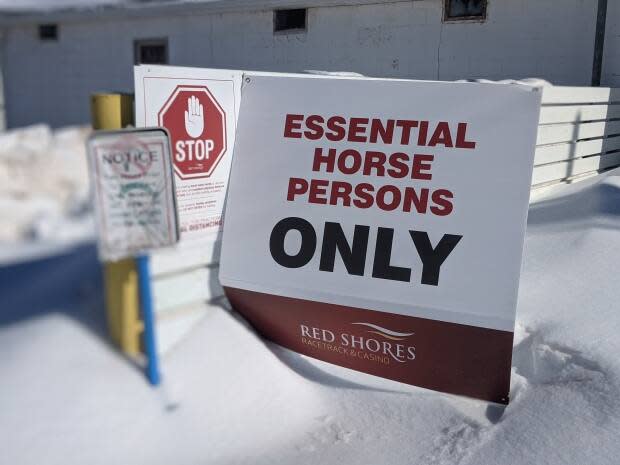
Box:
left=220, top=75, right=541, bottom=403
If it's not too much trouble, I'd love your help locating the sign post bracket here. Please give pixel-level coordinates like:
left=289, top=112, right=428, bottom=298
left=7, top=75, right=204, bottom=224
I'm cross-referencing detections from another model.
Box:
left=136, top=254, right=160, bottom=385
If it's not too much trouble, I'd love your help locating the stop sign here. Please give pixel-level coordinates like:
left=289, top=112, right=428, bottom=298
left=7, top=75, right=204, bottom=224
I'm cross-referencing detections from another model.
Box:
left=158, top=85, right=227, bottom=180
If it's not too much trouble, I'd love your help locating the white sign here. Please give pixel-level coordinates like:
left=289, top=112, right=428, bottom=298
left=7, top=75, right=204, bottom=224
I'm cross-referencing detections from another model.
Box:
left=87, top=128, right=179, bottom=261
left=134, top=65, right=242, bottom=264
left=220, top=75, right=541, bottom=403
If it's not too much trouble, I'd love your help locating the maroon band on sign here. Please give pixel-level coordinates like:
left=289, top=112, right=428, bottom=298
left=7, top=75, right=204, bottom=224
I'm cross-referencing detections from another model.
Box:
left=224, top=286, right=513, bottom=404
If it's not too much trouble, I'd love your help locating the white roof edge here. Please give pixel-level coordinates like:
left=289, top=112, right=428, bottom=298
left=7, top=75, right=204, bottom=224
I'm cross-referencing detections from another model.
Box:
left=0, top=0, right=414, bottom=26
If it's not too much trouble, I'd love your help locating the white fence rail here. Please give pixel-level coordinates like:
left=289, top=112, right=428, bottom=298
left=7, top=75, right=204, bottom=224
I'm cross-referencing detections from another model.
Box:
left=150, top=239, right=222, bottom=355
left=534, top=87, right=620, bottom=186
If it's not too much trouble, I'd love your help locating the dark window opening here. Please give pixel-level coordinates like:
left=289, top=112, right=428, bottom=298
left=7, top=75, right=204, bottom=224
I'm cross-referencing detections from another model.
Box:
left=134, top=38, right=168, bottom=65
left=38, top=24, right=58, bottom=41
left=444, top=0, right=487, bottom=21
left=274, top=9, right=307, bottom=33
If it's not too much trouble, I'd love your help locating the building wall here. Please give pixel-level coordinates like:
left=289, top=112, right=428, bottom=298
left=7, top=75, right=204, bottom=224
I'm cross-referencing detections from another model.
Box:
left=2, top=0, right=601, bottom=128
left=602, top=0, right=620, bottom=87
left=0, top=31, right=5, bottom=130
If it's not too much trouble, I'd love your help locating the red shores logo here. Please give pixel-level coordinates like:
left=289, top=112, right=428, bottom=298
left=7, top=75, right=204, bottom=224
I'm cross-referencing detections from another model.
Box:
left=300, top=322, right=416, bottom=365
left=158, top=85, right=226, bottom=180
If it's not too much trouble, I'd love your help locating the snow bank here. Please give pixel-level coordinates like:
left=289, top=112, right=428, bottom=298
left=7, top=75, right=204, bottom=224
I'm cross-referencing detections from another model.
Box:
left=457, top=78, right=553, bottom=87
left=0, top=0, right=127, bottom=13
left=0, top=124, right=94, bottom=264
left=2, top=169, right=620, bottom=464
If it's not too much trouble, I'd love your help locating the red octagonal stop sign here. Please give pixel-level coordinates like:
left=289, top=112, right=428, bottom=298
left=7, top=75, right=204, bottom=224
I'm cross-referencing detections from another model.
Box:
left=158, top=85, right=226, bottom=180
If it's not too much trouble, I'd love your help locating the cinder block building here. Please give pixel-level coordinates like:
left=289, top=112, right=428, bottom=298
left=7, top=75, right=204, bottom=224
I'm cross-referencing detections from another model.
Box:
left=0, top=0, right=616, bottom=128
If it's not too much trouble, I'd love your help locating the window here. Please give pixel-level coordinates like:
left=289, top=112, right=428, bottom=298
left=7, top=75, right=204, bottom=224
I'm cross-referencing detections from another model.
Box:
left=444, top=0, right=487, bottom=22
left=134, top=38, right=168, bottom=65
left=38, top=24, right=58, bottom=41
left=274, top=9, right=307, bottom=33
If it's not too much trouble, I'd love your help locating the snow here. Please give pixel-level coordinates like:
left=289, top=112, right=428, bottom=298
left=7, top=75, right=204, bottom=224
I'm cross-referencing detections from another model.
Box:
left=0, top=124, right=95, bottom=265
left=0, top=0, right=128, bottom=13
left=2, top=163, right=620, bottom=462
left=0, top=0, right=283, bottom=15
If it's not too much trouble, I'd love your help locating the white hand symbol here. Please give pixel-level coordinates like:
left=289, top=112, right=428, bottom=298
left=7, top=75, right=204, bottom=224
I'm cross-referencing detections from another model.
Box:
left=184, top=95, right=204, bottom=138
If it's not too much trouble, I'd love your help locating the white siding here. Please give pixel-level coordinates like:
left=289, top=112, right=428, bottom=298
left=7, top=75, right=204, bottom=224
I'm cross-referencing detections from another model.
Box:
left=2, top=0, right=601, bottom=127
left=602, top=0, right=620, bottom=87
left=0, top=31, right=5, bottom=130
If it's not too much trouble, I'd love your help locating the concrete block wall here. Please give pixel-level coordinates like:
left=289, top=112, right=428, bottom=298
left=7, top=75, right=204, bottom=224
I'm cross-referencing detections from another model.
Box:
left=1, top=0, right=605, bottom=128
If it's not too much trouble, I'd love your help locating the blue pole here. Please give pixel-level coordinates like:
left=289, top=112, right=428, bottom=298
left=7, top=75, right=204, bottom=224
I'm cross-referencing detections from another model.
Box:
left=136, top=254, right=161, bottom=386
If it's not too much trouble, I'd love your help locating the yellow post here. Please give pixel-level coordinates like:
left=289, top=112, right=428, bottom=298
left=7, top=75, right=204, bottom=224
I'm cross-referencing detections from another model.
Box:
left=90, top=93, right=134, bottom=131
left=91, top=93, right=143, bottom=356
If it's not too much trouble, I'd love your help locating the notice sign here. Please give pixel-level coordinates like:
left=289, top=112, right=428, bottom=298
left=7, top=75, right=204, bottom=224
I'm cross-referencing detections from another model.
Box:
left=87, top=128, right=179, bottom=261
left=220, top=75, right=541, bottom=403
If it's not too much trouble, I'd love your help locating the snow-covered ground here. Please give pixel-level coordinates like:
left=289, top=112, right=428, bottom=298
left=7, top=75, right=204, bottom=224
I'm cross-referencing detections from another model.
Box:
left=2, top=163, right=620, bottom=464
